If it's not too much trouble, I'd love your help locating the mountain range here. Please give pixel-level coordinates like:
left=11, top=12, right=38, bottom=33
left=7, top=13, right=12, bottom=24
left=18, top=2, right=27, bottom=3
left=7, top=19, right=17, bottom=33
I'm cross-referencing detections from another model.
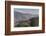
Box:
left=14, top=9, right=39, bottom=22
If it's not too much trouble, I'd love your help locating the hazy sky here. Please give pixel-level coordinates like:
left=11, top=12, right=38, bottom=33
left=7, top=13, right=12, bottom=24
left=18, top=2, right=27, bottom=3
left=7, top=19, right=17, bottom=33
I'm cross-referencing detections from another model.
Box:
left=14, top=8, right=39, bottom=14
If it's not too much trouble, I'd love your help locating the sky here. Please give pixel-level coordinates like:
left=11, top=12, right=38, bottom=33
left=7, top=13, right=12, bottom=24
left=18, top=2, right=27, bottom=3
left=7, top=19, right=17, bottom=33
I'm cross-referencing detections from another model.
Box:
left=14, top=8, right=39, bottom=14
